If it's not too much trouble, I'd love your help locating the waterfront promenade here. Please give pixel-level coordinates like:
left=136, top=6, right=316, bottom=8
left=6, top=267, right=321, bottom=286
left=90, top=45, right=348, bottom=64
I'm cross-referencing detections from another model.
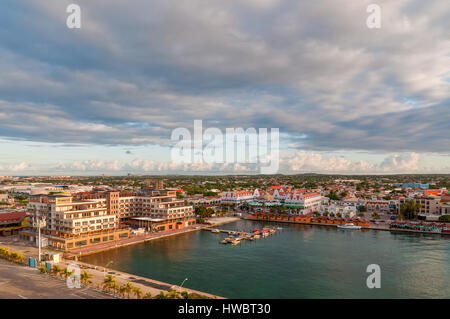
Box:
left=244, top=216, right=450, bottom=235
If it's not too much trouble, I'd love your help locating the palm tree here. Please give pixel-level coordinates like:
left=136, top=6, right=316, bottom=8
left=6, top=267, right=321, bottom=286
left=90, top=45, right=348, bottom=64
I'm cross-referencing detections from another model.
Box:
left=61, top=267, right=74, bottom=279
left=167, top=289, right=180, bottom=299
left=51, top=265, right=61, bottom=276
left=123, top=282, right=134, bottom=298
left=116, top=285, right=126, bottom=298
left=401, top=200, right=422, bottom=220
left=80, top=271, right=93, bottom=286
left=110, top=281, right=119, bottom=297
left=103, top=275, right=116, bottom=294
left=142, top=292, right=152, bottom=299
left=154, top=291, right=167, bottom=299
left=132, top=286, right=143, bottom=299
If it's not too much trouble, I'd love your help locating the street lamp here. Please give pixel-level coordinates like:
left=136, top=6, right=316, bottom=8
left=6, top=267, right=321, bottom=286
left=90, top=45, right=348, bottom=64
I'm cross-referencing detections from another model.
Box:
left=180, top=277, right=188, bottom=288
left=104, top=261, right=113, bottom=276
left=32, top=217, right=46, bottom=263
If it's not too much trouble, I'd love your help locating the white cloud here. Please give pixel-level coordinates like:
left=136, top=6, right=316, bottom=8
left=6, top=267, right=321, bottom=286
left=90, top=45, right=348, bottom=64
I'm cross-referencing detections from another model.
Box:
left=284, top=151, right=423, bottom=174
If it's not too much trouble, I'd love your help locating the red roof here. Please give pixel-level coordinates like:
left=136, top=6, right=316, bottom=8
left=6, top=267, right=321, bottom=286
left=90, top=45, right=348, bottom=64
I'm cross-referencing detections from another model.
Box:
left=0, top=212, right=27, bottom=222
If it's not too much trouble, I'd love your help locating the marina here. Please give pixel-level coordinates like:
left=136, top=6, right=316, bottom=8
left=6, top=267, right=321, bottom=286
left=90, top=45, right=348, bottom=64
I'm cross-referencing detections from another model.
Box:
left=207, top=226, right=280, bottom=245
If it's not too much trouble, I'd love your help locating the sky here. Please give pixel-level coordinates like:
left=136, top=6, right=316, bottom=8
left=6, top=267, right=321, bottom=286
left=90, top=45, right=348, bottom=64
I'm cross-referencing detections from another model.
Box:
left=0, top=0, right=449, bottom=175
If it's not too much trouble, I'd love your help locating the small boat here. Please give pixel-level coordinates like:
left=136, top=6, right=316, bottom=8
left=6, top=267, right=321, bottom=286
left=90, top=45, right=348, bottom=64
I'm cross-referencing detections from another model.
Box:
left=254, top=234, right=261, bottom=239
left=220, top=240, right=228, bottom=244
left=253, top=228, right=259, bottom=233
left=337, top=223, right=362, bottom=230
left=211, top=229, right=220, bottom=233
left=224, top=237, right=233, bottom=243
left=276, top=227, right=283, bottom=230
left=262, top=232, right=269, bottom=237
left=231, top=240, right=241, bottom=245
left=269, top=228, right=276, bottom=233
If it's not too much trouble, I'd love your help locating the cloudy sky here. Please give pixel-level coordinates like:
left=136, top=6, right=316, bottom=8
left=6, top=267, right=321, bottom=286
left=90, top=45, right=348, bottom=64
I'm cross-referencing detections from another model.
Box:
left=0, top=0, right=449, bottom=175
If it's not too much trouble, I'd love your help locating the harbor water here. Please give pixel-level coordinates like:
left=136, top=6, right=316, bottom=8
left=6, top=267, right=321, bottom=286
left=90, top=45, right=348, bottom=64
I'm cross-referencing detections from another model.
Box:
left=82, top=219, right=450, bottom=298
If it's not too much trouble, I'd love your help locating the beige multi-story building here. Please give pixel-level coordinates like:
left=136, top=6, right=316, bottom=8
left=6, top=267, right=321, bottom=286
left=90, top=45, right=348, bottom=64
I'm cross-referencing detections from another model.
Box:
left=21, top=190, right=195, bottom=251
left=399, top=197, right=441, bottom=216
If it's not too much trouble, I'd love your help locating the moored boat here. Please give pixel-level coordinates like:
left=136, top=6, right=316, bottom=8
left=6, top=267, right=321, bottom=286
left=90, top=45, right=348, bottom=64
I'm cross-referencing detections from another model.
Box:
left=337, top=223, right=361, bottom=230
left=211, top=229, right=220, bottom=233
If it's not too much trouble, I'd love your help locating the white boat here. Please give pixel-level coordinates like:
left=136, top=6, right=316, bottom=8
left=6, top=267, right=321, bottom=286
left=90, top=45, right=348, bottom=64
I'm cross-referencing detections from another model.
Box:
left=337, top=223, right=361, bottom=230
left=211, top=229, right=220, bottom=233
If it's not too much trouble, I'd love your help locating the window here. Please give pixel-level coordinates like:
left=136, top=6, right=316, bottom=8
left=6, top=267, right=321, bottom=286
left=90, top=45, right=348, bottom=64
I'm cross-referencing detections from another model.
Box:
left=90, top=237, right=101, bottom=244
left=75, top=240, right=87, bottom=247
left=119, top=233, right=128, bottom=238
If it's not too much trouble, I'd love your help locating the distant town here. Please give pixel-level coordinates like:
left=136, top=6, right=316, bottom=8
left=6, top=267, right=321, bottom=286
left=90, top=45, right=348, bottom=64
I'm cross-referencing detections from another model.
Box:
left=1, top=174, right=450, bottom=248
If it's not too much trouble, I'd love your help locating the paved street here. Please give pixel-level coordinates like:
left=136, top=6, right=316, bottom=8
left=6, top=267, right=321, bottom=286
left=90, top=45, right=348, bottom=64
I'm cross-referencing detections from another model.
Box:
left=0, top=259, right=114, bottom=299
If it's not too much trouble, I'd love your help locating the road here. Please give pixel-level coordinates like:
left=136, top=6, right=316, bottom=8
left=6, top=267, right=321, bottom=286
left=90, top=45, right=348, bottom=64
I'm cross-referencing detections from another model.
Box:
left=0, top=259, right=114, bottom=299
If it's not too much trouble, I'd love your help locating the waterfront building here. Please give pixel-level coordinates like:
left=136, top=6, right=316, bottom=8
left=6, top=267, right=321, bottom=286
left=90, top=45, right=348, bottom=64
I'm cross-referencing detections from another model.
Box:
left=21, top=190, right=195, bottom=251
left=284, top=191, right=322, bottom=214
left=221, top=190, right=260, bottom=204
left=318, top=203, right=357, bottom=218
left=399, top=196, right=441, bottom=217
left=366, top=199, right=399, bottom=214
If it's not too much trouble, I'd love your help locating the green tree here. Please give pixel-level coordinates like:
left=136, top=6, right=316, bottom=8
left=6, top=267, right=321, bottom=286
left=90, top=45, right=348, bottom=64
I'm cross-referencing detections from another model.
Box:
left=154, top=291, right=168, bottom=299
left=400, top=200, right=421, bottom=220
left=51, top=265, right=61, bottom=276
left=133, top=286, right=143, bottom=299
left=103, top=275, right=117, bottom=294
left=123, top=282, right=134, bottom=298
left=143, top=292, right=152, bottom=299
left=61, top=267, right=74, bottom=279
left=80, top=271, right=93, bottom=286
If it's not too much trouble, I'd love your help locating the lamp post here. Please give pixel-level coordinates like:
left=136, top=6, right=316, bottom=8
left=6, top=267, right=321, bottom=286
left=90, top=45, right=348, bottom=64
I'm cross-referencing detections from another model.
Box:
left=180, top=277, right=188, bottom=288
left=104, top=261, right=113, bottom=276
left=32, top=217, right=46, bottom=263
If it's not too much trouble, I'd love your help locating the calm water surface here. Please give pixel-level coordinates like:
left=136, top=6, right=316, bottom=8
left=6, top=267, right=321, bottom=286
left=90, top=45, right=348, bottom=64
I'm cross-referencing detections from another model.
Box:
left=82, top=220, right=450, bottom=298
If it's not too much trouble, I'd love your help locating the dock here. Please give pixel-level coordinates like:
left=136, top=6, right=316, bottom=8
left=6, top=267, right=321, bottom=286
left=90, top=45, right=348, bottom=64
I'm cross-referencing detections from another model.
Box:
left=205, top=227, right=279, bottom=244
